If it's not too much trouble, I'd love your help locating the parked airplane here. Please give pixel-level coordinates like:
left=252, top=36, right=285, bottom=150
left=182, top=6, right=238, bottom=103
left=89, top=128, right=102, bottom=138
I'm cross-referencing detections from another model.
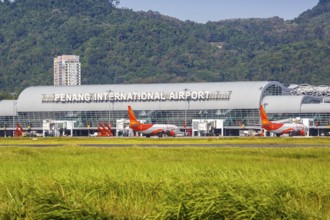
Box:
left=128, top=105, right=181, bottom=137
left=15, top=123, right=43, bottom=137
left=260, top=105, right=307, bottom=136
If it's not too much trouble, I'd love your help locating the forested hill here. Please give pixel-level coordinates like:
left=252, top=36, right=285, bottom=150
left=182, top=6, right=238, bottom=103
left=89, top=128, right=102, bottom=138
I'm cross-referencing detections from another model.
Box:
left=0, top=0, right=329, bottom=98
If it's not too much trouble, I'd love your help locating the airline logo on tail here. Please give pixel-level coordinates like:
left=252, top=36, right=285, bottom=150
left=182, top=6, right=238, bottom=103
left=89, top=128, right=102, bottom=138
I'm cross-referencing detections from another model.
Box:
left=128, top=105, right=142, bottom=128
left=259, top=105, right=306, bottom=136
left=128, top=106, right=180, bottom=137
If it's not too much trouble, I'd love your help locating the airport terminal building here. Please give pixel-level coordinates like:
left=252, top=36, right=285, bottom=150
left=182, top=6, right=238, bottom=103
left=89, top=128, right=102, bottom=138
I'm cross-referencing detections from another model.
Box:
left=0, top=81, right=329, bottom=137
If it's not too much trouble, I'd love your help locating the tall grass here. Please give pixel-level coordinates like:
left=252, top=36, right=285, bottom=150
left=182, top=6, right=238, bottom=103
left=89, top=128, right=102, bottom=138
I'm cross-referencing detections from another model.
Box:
left=1, top=136, right=330, bottom=146
left=0, top=139, right=329, bottom=219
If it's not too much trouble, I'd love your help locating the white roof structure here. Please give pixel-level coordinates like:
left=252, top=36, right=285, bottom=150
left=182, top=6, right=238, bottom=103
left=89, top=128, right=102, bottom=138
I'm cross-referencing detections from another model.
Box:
left=301, top=103, right=330, bottom=113
left=261, top=95, right=330, bottom=113
left=15, top=81, right=285, bottom=112
left=0, top=100, right=17, bottom=116
left=290, top=84, right=330, bottom=97
left=1, top=81, right=329, bottom=117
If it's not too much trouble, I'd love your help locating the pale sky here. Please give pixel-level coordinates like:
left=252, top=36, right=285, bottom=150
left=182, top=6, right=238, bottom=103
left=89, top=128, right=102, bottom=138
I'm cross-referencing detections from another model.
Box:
left=119, top=0, right=319, bottom=23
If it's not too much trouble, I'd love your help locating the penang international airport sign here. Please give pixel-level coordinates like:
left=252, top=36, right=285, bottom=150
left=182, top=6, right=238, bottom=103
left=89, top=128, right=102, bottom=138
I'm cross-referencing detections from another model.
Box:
left=41, top=90, right=232, bottom=103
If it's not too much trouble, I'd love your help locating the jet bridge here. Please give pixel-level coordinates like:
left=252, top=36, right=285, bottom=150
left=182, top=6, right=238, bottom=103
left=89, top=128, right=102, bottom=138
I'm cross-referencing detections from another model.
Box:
left=192, top=119, right=224, bottom=136
left=42, top=119, right=75, bottom=137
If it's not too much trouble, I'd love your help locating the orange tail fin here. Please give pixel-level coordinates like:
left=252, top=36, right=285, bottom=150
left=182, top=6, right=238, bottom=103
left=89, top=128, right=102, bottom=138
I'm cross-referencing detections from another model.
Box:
left=128, top=106, right=140, bottom=127
left=104, top=122, right=113, bottom=136
left=15, top=123, right=24, bottom=137
left=259, top=105, right=271, bottom=126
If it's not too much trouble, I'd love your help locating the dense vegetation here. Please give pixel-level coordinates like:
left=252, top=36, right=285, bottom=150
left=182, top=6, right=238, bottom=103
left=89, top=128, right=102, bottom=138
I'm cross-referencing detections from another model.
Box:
left=0, top=138, right=329, bottom=218
left=0, top=0, right=329, bottom=97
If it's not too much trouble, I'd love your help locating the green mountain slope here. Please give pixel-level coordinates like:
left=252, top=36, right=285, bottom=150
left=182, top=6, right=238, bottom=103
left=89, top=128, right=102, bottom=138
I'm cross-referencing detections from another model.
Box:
left=0, top=0, right=329, bottom=96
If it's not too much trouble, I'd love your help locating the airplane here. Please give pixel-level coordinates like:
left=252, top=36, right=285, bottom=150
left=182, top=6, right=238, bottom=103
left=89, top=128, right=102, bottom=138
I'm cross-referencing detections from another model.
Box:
left=259, top=105, right=307, bottom=136
left=128, top=105, right=181, bottom=137
left=15, top=123, right=43, bottom=137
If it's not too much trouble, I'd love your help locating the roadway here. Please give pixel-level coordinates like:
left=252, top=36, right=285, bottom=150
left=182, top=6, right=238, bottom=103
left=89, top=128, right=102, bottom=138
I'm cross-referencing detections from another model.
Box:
left=0, top=143, right=329, bottom=148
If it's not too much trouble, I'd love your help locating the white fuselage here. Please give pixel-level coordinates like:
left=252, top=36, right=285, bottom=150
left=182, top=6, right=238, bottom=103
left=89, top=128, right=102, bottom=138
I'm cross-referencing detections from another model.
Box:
left=139, top=124, right=180, bottom=135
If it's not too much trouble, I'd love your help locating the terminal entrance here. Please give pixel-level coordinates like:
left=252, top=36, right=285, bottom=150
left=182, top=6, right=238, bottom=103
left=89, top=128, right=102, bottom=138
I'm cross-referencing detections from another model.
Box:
left=42, top=120, right=75, bottom=137
left=191, top=119, right=224, bottom=137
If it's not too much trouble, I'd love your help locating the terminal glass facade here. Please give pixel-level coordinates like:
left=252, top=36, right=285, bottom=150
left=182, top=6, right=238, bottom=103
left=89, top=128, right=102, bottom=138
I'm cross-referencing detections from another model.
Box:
left=13, top=108, right=261, bottom=129
left=1, top=81, right=330, bottom=136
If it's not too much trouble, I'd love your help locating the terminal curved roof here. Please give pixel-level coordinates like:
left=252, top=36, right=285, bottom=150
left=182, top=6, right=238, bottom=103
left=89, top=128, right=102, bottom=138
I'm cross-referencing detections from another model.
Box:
left=262, top=96, right=306, bottom=113
left=16, top=81, right=283, bottom=112
left=261, top=95, right=324, bottom=113
left=0, top=100, right=17, bottom=116
left=301, top=103, right=330, bottom=113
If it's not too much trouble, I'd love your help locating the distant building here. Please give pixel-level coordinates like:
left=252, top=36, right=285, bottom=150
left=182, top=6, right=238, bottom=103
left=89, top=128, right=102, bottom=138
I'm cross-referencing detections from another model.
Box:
left=54, top=55, right=81, bottom=86
left=1, top=81, right=329, bottom=137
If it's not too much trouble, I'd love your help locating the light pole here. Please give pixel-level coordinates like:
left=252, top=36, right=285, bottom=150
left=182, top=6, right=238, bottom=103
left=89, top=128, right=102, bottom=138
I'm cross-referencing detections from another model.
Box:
left=107, top=90, right=112, bottom=124
left=11, top=92, right=17, bottom=136
left=13, top=100, right=17, bottom=137
left=184, top=88, right=188, bottom=133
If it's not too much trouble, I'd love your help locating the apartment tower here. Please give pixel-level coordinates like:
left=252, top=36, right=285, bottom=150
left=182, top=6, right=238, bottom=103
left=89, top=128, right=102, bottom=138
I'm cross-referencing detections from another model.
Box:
left=54, top=55, right=81, bottom=86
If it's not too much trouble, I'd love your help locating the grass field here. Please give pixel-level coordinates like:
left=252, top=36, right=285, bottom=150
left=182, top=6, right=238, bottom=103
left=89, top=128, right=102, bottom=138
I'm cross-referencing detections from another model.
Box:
left=0, top=137, right=329, bottom=219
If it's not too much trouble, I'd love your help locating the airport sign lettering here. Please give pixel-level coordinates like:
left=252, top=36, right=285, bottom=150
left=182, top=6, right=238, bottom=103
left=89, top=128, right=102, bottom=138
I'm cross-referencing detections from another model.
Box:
left=42, top=90, right=232, bottom=103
